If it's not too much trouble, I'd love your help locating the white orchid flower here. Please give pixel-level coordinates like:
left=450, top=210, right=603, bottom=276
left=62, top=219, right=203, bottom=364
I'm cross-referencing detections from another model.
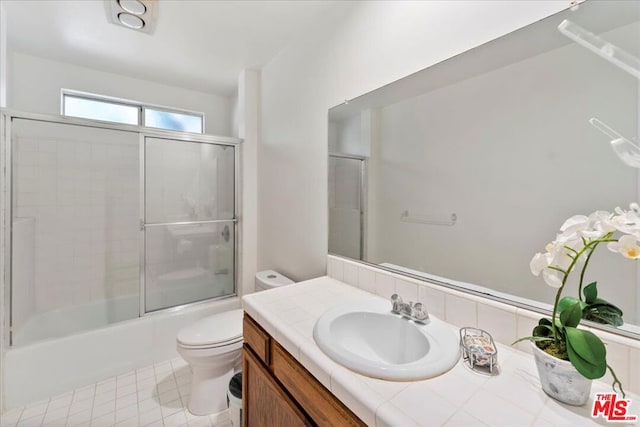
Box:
left=533, top=239, right=576, bottom=288
left=542, top=268, right=563, bottom=288
left=583, top=210, right=615, bottom=238
left=533, top=203, right=640, bottom=289
left=530, top=252, right=550, bottom=276
left=611, top=204, right=640, bottom=236
left=559, top=215, right=589, bottom=239
left=607, top=235, right=640, bottom=259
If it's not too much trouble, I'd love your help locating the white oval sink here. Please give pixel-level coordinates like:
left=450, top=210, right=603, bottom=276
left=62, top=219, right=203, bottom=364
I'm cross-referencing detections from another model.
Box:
left=313, top=299, right=459, bottom=380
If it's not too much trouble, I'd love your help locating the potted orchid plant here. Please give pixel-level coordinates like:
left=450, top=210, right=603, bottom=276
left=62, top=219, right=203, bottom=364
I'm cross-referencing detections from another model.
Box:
left=514, top=203, right=638, bottom=405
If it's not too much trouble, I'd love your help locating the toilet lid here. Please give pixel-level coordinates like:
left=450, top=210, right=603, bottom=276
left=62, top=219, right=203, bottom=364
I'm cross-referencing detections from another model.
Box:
left=177, top=309, right=244, bottom=347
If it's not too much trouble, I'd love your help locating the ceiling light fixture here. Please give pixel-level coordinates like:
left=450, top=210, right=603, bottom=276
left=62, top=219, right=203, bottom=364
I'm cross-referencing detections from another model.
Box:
left=118, top=12, right=144, bottom=29
left=105, top=0, right=157, bottom=34
left=118, top=0, right=146, bottom=15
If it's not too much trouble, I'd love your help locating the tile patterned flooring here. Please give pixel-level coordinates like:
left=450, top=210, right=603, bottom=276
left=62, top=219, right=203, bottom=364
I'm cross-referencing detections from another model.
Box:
left=1, top=358, right=231, bottom=427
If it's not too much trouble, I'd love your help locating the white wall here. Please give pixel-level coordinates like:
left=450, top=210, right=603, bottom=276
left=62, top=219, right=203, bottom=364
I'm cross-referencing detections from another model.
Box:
left=259, top=1, right=568, bottom=281
left=235, top=69, right=260, bottom=295
left=8, top=52, right=233, bottom=136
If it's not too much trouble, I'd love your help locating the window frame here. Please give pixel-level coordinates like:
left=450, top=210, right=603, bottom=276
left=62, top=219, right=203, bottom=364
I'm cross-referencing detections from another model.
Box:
left=61, top=89, right=205, bottom=134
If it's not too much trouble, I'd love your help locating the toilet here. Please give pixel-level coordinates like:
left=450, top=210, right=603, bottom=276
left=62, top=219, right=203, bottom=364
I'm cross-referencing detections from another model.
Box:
left=176, top=270, right=294, bottom=415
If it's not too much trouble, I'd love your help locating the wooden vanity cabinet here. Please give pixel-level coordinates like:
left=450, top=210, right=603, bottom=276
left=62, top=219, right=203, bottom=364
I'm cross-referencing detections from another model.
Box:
left=242, top=314, right=365, bottom=427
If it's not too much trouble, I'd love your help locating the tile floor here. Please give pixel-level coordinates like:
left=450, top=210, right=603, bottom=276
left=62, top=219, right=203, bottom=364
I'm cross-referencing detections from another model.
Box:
left=1, top=357, right=232, bottom=427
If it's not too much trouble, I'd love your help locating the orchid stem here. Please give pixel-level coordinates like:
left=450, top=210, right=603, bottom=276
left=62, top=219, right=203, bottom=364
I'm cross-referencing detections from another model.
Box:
left=608, top=364, right=626, bottom=398
left=549, top=234, right=616, bottom=342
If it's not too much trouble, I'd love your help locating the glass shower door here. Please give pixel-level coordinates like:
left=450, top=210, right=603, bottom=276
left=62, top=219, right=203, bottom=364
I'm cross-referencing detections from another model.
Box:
left=10, top=118, right=140, bottom=346
left=143, top=137, right=235, bottom=312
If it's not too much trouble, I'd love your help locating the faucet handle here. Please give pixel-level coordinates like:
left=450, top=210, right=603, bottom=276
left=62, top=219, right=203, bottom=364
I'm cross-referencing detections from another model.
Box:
left=391, top=294, right=403, bottom=313
left=413, top=302, right=430, bottom=322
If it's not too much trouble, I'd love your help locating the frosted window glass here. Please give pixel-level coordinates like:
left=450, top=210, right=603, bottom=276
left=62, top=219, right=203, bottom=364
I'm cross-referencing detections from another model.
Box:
left=144, top=108, right=203, bottom=133
left=63, top=95, right=139, bottom=125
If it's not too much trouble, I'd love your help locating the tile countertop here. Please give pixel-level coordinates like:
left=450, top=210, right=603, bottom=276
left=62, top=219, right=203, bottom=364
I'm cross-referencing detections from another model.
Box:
left=242, top=276, right=640, bottom=427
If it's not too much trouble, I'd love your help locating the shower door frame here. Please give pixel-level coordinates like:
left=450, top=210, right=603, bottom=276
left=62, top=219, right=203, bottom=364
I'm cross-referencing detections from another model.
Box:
left=0, top=109, right=242, bottom=346
left=328, top=152, right=368, bottom=260
left=138, top=134, right=240, bottom=315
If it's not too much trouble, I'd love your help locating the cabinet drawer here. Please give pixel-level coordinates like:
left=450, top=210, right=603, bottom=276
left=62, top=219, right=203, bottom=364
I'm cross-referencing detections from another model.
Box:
left=243, top=315, right=270, bottom=365
left=271, top=342, right=365, bottom=427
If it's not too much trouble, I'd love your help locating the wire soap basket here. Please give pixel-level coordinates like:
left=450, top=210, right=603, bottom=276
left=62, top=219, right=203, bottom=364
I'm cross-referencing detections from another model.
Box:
left=459, top=327, right=499, bottom=375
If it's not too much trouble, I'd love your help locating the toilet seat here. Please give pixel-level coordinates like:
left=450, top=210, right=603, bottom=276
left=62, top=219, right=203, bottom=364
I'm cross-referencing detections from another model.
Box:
left=177, top=308, right=243, bottom=349
left=177, top=336, right=243, bottom=350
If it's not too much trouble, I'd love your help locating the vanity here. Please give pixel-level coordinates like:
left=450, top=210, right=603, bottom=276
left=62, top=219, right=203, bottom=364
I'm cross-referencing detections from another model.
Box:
left=242, top=276, right=640, bottom=427
left=242, top=313, right=364, bottom=426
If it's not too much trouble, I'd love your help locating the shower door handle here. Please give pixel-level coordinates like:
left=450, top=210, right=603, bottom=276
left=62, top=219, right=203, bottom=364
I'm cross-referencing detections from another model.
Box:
left=221, top=225, right=230, bottom=242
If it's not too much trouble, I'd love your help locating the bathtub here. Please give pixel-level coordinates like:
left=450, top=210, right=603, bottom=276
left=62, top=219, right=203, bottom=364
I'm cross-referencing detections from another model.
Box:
left=3, top=296, right=241, bottom=409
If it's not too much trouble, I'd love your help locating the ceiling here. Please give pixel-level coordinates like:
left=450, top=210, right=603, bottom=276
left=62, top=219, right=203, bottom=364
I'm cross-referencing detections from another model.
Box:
left=4, top=0, right=347, bottom=96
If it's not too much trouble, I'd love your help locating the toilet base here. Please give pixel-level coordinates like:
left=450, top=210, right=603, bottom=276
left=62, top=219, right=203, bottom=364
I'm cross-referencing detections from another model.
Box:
left=187, top=364, right=235, bottom=416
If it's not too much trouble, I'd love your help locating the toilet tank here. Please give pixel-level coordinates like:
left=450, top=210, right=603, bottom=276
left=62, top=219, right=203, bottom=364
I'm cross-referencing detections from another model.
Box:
left=255, top=270, right=294, bottom=292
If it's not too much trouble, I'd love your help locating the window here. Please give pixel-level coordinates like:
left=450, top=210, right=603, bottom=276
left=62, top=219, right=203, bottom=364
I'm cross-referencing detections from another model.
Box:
left=144, top=108, right=202, bottom=133
left=62, top=91, right=204, bottom=133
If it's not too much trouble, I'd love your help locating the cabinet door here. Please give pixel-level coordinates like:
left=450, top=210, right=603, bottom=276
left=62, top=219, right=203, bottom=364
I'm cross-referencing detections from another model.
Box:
left=242, top=346, right=310, bottom=427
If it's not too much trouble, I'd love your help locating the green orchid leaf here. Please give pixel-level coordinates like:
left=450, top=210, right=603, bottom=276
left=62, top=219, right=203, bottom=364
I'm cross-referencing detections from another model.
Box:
left=512, top=336, right=553, bottom=345
left=564, top=327, right=606, bottom=366
left=539, top=316, right=562, bottom=330
left=539, top=318, right=552, bottom=327
left=591, top=299, right=623, bottom=315
left=566, top=341, right=607, bottom=379
left=558, top=296, right=586, bottom=313
left=583, top=281, right=598, bottom=304
left=584, top=304, right=624, bottom=327
left=533, top=325, right=553, bottom=337
left=565, top=334, right=607, bottom=379
left=560, top=302, right=583, bottom=328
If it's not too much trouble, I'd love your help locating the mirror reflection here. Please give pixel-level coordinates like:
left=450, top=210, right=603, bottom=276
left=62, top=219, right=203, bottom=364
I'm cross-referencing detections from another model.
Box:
left=328, top=0, right=640, bottom=335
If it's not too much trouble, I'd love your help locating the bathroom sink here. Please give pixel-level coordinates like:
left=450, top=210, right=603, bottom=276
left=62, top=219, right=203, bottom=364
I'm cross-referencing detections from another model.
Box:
left=313, top=299, right=459, bottom=380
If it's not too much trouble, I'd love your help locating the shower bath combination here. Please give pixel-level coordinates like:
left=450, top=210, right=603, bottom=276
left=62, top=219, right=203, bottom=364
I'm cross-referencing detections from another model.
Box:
left=0, top=110, right=241, bottom=407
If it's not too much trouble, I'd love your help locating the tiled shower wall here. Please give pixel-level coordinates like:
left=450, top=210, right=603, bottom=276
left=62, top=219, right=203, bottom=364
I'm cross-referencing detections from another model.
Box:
left=12, top=120, right=140, bottom=331
left=327, top=255, right=640, bottom=395
left=10, top=120, right=238, bottom=341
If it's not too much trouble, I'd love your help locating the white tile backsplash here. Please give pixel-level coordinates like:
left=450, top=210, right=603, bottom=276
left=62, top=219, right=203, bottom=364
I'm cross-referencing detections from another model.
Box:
left=357, top=265, right=376, bottom=294
left=597, top=338, right=630, bottom=392
left=418, top=284, right=446, bottom=320
left=515, top=309, right=540, bottom=355
left=326, top=257, right=344, bottom=281
left=631, top=348, right=640, bottom=393
left=445, top=294, right=477, bottom=328
left=477, top=304, right=517, bottom=346
left=343, top=262, right=358, bottom=286
left=395, top=277, right=418, bottom=303
left=374, top=272, right=395, bottom=298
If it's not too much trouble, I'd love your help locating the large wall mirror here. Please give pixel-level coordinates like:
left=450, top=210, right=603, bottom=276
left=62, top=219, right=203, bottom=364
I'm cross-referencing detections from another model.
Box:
left=328, top=0, right=640, bottom=338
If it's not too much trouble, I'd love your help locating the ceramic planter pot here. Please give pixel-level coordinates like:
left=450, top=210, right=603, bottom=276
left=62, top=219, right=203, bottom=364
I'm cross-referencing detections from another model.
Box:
left=531, top=342, right=592, bottom=406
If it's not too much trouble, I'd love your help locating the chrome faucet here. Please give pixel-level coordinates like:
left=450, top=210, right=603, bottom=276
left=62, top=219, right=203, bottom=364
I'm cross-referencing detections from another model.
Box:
left=390, top=294, right=430, bottom=324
